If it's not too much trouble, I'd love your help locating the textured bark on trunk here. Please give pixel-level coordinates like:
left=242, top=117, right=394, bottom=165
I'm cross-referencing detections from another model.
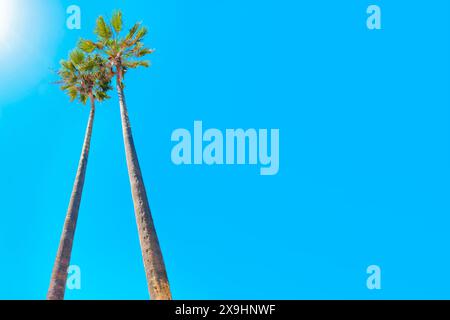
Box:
left=47, top=100, right=96, bottom=300
left=116, top=74, right=172, bottom=300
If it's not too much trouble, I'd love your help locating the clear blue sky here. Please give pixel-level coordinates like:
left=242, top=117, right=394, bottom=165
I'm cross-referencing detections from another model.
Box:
left=0, top=0, right=450, bottom=299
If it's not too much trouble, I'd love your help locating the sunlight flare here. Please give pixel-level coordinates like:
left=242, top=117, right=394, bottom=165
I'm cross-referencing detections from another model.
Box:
left=0, top=0, right=16, bottom=45
left=0, top=0, right=63, bottom=104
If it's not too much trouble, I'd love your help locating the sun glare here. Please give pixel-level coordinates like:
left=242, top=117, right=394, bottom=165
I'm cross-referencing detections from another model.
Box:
left=0, top=0, right=63, bottom=103
left=0, top=0, right=15, bottom=44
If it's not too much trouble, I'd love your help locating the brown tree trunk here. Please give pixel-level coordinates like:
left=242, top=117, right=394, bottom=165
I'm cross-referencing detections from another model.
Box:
left=116, top=73, right=172, bottom=300
left=47, top=99, right=96, bottom=300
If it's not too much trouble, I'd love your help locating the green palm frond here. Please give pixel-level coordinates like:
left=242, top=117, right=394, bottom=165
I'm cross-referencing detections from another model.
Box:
left=94, top=90, right=110, bottom=101
left=80, top=57, right=97, bottom=72
left=136, top=48, right=154, bottom=58
left=78, top=39, right=98, bottom=53
left=125, top=22, right=141, bottom=42
left=123, top=60, right=150, bottom=69
left=68, top=86, right=78, bottom=102
left=111, top=10, right=123, bottom=34
left=135, top=26, right=148, bottom=42
left=95, top=16, right=112, bottom=40
left=138, top=60, right=150, bottom=67
left=79, top=93, right=88, bottom=105
left=61, top=59, right=76, bottom=72
left=70, top=50, right=85, bottom=66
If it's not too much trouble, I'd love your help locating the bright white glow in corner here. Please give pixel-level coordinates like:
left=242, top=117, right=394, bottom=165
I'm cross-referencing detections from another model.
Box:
left=0, top=0, right=14, bottom=43
left=0, top=0, right=17, bottom=47
left=0, top=0, right=28, bottom=59
left=0, top=0, right=63, bottom=104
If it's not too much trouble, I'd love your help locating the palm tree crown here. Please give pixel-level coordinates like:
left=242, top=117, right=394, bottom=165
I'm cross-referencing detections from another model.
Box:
left=78, top=10, right=154, bottom=85
left=59, top=50, right=112, bottom=103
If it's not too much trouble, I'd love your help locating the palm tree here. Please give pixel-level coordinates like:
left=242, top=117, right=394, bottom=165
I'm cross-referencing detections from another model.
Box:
left=79, top=11, right=172, bottom=300
left=47, top=51, right=111, bottom=300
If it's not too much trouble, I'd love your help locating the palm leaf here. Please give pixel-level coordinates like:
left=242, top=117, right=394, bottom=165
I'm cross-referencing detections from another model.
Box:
left=60, top=59, right=75, bottom=72
left=95, top=16, right=112, bottom=40
left=78, top=39, right=97, bottom=53
left=123, top=60, right=150, bottom=69
left=70, top=50, right=85, bottom=66
left=136, top=48, right=154, bottom=57
left=79, top=93, right=88, bottom=105
left=137, top=60, right=150, bottom=67
left=111, top=10, right=123, bottom=34
left=135, top=26, right=148, bottom=42
left=125, top=22, right=141, bottom=42
left=68, top=87, right=78, bottom=102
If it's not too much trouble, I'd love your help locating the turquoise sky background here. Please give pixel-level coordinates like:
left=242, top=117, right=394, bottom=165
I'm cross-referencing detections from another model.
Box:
left=0, top=0, right=450, bottom=299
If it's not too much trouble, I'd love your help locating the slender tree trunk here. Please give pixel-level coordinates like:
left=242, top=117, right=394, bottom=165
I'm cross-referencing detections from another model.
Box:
left=116, top=73, right=172, bottom=300
left=47, top=99, right=96, bottom=300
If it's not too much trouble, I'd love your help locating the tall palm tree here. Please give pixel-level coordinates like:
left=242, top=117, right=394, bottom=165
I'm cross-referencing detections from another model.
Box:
left=47, top=51, right=111, bottom=300
left=79, top=11, right=171, bottom=300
